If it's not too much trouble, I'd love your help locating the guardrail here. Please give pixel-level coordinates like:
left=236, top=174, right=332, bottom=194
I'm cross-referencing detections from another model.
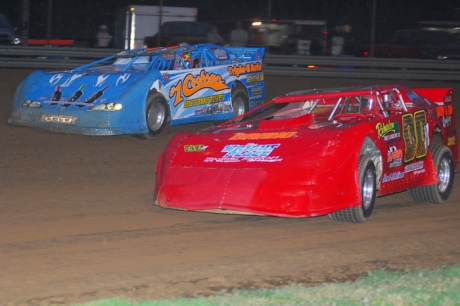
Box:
left=263, top=55, right=460, bottom=81
left=1, top=45, right=460, bottom=81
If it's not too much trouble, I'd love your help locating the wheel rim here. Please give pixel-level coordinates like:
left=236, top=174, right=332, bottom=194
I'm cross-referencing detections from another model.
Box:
left=438, top=157, right=451, bottom=193
left=147, top=101, right=165, bottom=132
left=232, top=96, right=246, bottom=117
left=362, top=168, right=375, bottom=210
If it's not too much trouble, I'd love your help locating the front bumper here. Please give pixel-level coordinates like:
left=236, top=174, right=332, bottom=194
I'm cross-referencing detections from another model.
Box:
left=155, top=166, right=361, bottom=218
left=8, top=105, right=148, bottom=136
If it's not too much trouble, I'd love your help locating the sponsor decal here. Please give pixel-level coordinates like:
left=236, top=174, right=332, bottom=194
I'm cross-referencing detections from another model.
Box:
left=436, top=105, right=453, bottom=117
left=229, top=132, right=297, bottom=140
left=442, top=116, right=452, bottom=128
left=184, top=145, right=207, bottom=152
left=222, top=143, right=280, bottom=158
left=404, top=161, right=424, bottom=173
left=251, top=86, right=263, bottom=97
left=162, top=73, right=170, bottom=82
left=387, top=146, right=403, bottom=168
left=212, top=48, right=228, bottom=60
left=389, top=158, right=402, bottom=168
left=448, top=136, right=456, bottom=146
left=246, top=73, right=264, bottom=83
left=382, top=171, right=404, bottom=182
left=170, top=70, right=229, bottom=107
left=203, top=102, right=231, bottom=114
left=195, top=109, right=203, bottom=115
left=204, top=143, right=282, bottom=163
left=184, top=94, right=224, bottom=109
left=227, top=62, right=263, bottom=77
left=384, top=132, right=401, bottom=142
left=387, top=146, right=403, bottom=162
left=41, top=115, right=77, bottom=124
left=413, top=168, right=426, bottom=175
left=376, top=120, right=400, bottom=138
left=204, top=156, right=282, bottom=163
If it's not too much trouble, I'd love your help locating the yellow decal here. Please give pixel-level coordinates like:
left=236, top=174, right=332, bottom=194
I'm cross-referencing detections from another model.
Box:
left=184, top=145, right=207, bottom=152
left=170, top=70, right=229, bottom=107
left=402, top=111, right=428, bottom=162
left=448, top=136, right=456, bottom=146
left=246, top=73, right=264, bottom=83
left=229, top=132, right=297, bottom=140
left=376, top=121, right=396, bottom=138
left=227, top=63, right=263, bottom=77
left=184, top=94, right=224, bottom=108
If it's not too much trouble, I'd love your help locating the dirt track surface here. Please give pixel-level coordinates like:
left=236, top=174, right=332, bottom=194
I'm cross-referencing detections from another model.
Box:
left=1, top=69, right=460, bottom=305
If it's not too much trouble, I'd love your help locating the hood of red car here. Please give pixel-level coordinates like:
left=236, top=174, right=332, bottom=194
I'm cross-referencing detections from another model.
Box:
left=162, top=120, right=365, bottom=186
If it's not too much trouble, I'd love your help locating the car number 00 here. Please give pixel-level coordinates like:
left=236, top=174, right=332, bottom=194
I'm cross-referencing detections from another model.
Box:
left=402, top=110, right=428, bottom=162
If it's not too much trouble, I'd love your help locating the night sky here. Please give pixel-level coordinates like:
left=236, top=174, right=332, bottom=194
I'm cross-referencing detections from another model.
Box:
left=1, top=0, right=459, bottom=46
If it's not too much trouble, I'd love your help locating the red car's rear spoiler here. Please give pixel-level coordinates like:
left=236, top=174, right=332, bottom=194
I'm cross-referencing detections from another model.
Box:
left=413, top=88, right=453, bottom=104
left=273, top=89, right=375, bottom=104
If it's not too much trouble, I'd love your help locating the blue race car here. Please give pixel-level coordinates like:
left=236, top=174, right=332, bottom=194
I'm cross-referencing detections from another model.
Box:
left=8, top=44, right=265, bottom=139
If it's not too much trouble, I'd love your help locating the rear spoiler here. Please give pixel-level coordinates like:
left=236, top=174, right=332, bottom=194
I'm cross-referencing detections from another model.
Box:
left=273, top=89, right=374, bottom=104
left=226, top=47, right=265, bottom=61
left=413, top=88, right=453, bottom=104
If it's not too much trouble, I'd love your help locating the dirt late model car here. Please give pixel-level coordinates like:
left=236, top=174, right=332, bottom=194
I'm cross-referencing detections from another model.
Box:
left=154, top=85, right=458, bottom=223
left=8, top=44, right=265, bottom=139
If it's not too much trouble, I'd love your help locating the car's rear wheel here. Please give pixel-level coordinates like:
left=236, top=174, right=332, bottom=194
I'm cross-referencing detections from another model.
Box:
left=329, top=155, right=376, bottom=223
left=137, top=93, right=169, bottom=140
left=408, top=143, right=454, bottom=203
left=231, top=88, right=249, bottom=122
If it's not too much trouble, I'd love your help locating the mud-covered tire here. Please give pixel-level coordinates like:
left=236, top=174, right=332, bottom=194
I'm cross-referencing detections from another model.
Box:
left=137, top=94, right=169, bottom=140
left=329, top=155, right=376, bottom=223
left=408, top=143, right=454, bottom=204
left=231, top=88, right=249, bottom=122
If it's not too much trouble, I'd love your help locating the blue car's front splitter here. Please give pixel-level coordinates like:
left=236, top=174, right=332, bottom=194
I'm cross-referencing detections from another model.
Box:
left=8, top=106, right=148, bottom=136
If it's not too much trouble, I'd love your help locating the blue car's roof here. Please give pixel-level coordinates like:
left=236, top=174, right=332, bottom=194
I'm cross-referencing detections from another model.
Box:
left=73, top=44, right=265, bottom=73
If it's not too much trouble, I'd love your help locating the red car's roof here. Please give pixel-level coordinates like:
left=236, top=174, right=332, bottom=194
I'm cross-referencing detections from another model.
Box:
left=274, top=85, right=396, bottom=104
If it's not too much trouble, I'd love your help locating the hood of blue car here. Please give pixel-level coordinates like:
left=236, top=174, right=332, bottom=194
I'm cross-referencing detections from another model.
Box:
left=21, top=67, right=150, bottom=109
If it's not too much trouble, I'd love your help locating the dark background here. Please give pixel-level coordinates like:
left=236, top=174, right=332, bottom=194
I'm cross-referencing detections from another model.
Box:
left=1, top=0, right=459, bottom=48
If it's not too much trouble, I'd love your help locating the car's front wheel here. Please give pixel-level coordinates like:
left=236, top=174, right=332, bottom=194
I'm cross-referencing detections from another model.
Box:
left=231, top=88, right=249, bottom=121
left=329, top=155, right=376, bottom=223
left=408, top=143, right=454, bottom=203
left=137, top=93, right=169, bottom=140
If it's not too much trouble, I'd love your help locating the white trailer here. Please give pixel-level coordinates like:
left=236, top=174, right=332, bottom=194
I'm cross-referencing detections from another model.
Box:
left=114, top=5, right=198, bottom=50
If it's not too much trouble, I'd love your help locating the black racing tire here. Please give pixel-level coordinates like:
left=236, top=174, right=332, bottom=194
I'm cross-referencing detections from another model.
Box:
left=408, top=143, right=454, bottom=204
left=231, top=87, right=249, bottom=122
left=329, top=155, right=377, bottom=223
left=136, top=93, right=169, bottom=140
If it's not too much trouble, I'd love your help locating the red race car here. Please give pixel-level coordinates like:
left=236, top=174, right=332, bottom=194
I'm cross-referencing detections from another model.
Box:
left=154, top=85, right=458, bottom=223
